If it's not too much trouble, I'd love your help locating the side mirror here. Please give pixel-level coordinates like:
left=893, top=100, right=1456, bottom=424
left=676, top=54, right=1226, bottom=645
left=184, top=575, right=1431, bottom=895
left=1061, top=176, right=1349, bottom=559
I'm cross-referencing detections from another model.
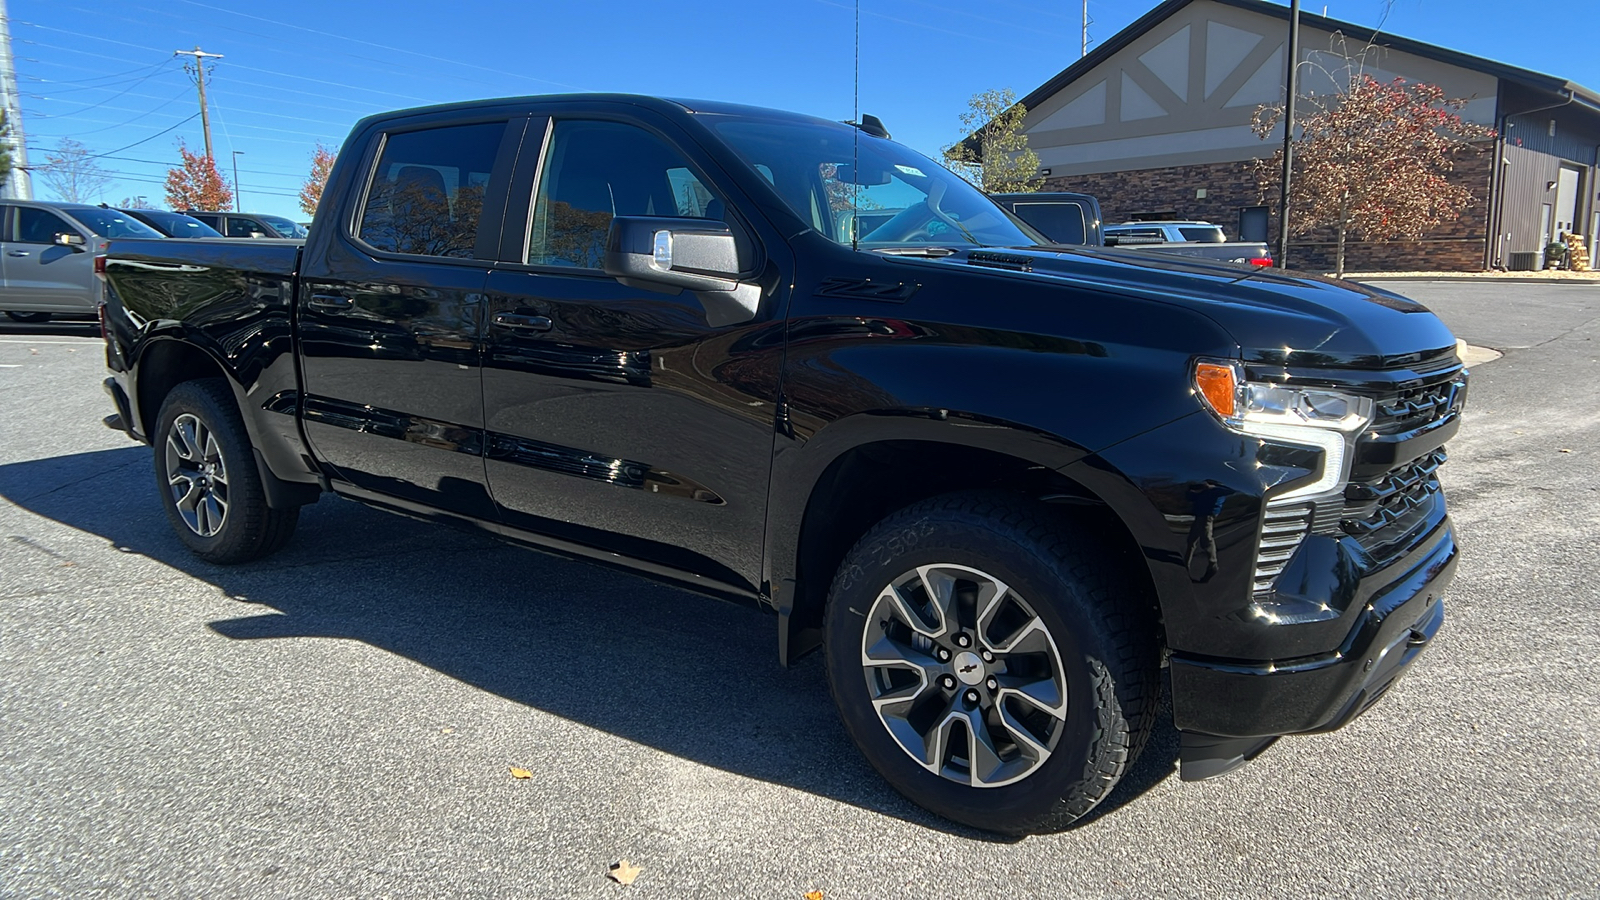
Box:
left=55, top=232, right=86, bottom=250
left=604, top=216, right=760, bottom=326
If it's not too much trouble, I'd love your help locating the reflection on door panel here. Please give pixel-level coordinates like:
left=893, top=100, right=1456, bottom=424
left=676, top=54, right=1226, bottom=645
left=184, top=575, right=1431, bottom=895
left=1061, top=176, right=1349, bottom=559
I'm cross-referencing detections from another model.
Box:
left=298, top=118, right=515, bottom=518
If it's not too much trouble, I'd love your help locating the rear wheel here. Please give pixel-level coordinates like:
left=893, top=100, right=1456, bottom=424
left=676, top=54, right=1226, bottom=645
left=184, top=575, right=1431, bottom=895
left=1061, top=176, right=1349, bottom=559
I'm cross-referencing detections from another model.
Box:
left=823, top=492, right=1158, bottom=833
left=6, top=311, right=50, bottom=323
left=154, top=378, right=298, bottom=563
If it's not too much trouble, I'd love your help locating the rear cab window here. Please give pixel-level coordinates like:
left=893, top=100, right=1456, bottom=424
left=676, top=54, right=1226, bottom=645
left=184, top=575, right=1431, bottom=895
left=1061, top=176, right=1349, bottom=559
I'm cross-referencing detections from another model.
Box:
left=357, top=120, right=509, bottom=259
left=1177, top=225, right=1226, bottom=243
left=1009, top=202, right=1087, bottom=245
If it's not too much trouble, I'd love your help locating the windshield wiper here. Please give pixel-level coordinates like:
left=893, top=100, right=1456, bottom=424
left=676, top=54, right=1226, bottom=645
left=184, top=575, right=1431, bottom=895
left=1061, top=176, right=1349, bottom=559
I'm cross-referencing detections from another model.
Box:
left=869, top=246, right=960, bottom=257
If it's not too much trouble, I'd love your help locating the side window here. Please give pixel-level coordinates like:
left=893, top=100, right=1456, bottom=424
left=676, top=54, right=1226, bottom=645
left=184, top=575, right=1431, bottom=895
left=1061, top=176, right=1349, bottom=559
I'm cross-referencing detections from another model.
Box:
left=528, top=120, right=723, bottom=269
left=225, top=217, right=261, bottom=238
left=358, top=120, right=507, bottom=259
left=16, top=208, right=75, bottom=244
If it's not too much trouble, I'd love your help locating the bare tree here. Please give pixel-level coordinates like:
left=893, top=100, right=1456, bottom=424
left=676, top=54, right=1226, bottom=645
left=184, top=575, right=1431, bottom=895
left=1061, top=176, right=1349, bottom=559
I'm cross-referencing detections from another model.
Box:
left=39, top=138, right=112, bottom=203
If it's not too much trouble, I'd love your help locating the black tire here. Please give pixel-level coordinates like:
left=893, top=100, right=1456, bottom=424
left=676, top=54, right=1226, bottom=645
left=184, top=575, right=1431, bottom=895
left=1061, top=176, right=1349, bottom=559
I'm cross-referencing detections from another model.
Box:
left=823, top=491, right=1158, bottom=834
left=6, top=311, right=51, bottom=323
left=153, top=378, right=298, bottom=563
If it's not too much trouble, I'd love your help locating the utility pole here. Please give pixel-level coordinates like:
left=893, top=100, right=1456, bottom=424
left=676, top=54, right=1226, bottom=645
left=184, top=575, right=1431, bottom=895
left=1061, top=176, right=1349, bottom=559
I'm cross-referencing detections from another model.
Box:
left=231, top=150, right=244, bottom=209
left=174, top=46, right=223, bottom=159
left=1276, top=0, right=1300, bottom=269
left=1081, top=1, right=1090, bottom=58
left=0, top=0, right=32, bottom=198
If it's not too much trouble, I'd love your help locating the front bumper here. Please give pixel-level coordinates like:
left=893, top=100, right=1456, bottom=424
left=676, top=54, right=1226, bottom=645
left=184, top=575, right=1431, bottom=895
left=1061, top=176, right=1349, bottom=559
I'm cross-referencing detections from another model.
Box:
left=1168, top=513, right=1455, bottom=740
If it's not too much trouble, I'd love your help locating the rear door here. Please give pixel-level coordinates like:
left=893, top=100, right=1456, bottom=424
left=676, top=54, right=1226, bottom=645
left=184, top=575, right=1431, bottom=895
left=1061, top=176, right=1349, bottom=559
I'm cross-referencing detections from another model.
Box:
left=479, top=113, right=787, bottom=592
left=296, top=114, right=526, bottom=521
left=1, top=206, right=96, bottom=313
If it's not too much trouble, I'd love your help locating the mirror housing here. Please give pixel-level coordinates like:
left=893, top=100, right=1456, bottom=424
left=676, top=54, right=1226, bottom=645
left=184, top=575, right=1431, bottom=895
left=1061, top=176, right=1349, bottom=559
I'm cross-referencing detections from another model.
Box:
left=55, top=232, right=86, bottom=249
left=604, top=216, right=762, bottom=326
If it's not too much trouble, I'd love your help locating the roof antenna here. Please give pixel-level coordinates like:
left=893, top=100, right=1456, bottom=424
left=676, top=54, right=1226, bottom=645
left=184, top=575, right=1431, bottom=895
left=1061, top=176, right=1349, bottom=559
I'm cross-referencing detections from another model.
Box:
left=851, top=0, right=860, bottom=252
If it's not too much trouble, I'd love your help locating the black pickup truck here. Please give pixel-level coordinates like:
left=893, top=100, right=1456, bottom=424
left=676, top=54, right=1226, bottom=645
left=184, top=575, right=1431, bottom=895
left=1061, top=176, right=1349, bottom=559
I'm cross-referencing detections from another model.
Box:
left=100, top=94, right=1464, bottom=834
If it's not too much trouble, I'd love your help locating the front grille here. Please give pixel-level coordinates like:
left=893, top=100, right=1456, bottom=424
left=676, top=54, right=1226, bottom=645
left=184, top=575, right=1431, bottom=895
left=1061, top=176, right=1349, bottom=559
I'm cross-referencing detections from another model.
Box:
left=1369, top=373, right=1466, bottom=435
left=1342, top=448, right=1447, bottom=538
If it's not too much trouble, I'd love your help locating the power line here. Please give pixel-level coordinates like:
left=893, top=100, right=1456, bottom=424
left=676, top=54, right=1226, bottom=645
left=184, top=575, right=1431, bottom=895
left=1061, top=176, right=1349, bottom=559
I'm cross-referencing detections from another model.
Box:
left=169, top=0, right=583, bottom=91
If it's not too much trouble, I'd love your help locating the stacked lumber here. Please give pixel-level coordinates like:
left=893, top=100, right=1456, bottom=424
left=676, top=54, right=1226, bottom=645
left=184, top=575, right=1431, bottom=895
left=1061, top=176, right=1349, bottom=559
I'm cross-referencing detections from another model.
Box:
left=1563, top=231, right=1591, bottom=272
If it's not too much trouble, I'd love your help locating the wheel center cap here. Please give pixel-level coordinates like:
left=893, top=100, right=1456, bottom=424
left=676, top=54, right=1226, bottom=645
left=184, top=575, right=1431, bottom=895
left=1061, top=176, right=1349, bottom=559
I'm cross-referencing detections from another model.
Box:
left=953, top=651, right=984, bottom=686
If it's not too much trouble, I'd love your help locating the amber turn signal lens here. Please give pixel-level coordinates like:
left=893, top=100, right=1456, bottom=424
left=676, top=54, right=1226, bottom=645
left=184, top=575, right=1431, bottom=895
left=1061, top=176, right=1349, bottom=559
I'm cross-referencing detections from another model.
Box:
left=1194, top=362, right=1238, bottom=418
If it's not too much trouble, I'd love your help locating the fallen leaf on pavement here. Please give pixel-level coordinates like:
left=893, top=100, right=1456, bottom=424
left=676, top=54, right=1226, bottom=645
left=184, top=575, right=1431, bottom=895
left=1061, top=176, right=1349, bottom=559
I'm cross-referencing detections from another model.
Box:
left=609, top=859, right=642, bottom=885
left=439, top=727, right=454, bottom=734
left=805, top=891, right=825, bottom=900
left=508, top=766, right=532, bottom=779
left=1559, top=448, right=1573, bottom=453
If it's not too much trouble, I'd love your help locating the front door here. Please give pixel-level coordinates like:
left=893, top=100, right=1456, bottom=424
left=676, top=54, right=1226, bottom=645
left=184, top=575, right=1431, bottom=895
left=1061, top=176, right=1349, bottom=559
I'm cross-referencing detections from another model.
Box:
left=480, top=116, right=784, bottom=592
left=1554, top=166, right=1580, bottom=237
left=1, top=206, right=96, bottom=313
left=297, top=116, right=524, bottom=521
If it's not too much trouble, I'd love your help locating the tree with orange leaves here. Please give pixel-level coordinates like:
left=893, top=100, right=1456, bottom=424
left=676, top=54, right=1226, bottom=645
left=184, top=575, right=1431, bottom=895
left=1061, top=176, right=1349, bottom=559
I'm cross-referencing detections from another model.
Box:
left=299, top=143, right=336, bottom=217
left=164, top=142, right=233, bottom=212
left=1254, top=73, right=1494, bottom=277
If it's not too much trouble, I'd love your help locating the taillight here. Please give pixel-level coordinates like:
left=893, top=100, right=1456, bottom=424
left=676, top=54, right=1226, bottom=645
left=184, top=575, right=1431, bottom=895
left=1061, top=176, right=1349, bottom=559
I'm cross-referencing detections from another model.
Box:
left=94, top=254, right=108, bottom=277
left=1249, top=257, right=1274, bottom=267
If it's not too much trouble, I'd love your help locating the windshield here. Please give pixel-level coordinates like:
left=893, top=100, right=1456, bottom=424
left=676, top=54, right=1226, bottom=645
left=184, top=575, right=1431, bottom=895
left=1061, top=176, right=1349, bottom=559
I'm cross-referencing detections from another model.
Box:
left=62, top=207, right=163, bottom=239
left=257, top=215, right=308, bottom=238
left=711, top=117, right=1043, bottom=251
left=133, top=210, right=222, bottom=238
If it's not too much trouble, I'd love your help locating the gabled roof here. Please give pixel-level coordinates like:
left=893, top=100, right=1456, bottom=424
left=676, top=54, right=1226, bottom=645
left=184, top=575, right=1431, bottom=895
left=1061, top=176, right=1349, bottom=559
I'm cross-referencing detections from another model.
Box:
left=1018, top=0, right=1600, bottom=116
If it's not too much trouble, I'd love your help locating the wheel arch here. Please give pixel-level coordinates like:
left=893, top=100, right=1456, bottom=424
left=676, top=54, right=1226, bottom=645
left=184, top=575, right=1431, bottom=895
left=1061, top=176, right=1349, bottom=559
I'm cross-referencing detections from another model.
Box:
left=132, top=331, right=319, bottom=510
left=768, top=412, right=1159, bottom=665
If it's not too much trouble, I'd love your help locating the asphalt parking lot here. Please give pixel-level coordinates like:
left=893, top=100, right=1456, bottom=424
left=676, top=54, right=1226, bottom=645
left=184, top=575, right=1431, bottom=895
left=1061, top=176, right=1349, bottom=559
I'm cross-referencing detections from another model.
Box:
left=2, top=280, right=1597, bottom=898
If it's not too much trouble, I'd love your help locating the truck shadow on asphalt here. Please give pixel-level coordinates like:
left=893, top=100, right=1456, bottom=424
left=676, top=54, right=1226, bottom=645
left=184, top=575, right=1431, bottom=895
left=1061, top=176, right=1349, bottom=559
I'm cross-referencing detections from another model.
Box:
left=0, top=446, right=1179, bottom=837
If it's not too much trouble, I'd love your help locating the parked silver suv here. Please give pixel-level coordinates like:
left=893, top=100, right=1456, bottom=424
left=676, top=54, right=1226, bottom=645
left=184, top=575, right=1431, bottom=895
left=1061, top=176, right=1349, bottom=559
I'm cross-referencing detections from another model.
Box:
left=1, top=201, right=162, bottom=323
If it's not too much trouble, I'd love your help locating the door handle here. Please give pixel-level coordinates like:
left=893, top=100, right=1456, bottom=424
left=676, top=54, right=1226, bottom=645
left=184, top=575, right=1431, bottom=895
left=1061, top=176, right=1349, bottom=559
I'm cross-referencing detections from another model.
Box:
left=8, top=250, right=30, bottom=257
left=493, top=312, right=552, bottom=332
left=308, top=293, right=354, bottom=311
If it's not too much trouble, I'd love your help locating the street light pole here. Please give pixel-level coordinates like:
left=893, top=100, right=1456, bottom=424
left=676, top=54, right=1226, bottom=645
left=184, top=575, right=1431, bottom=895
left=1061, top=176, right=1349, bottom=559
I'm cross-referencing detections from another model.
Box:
left=1276, top=0, right=1301, bottom=268
left=231, top=150, right=244, bottom=210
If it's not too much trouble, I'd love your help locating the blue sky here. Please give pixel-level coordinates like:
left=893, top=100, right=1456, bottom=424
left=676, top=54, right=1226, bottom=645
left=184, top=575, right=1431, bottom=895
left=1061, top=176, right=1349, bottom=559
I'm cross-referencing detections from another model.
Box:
left=12, top=0, right=1598, bottom=220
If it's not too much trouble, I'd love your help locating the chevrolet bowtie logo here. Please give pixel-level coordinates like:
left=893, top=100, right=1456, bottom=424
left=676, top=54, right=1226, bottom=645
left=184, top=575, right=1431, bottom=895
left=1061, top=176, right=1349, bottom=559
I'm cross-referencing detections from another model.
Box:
left=959, top=663, right=978, bottom=674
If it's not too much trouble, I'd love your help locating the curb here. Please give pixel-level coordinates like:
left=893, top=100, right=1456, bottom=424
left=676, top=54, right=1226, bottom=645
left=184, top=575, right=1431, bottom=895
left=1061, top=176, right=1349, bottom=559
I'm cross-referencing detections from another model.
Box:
left=1351, top=276, right=1600, bottom=285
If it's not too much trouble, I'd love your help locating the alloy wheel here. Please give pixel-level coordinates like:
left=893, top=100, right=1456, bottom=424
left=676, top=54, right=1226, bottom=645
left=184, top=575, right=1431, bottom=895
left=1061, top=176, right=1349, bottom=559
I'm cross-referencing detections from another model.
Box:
left=860, top=563, right=1068, bottom=787
left=164, top=413, right=230, bottom=537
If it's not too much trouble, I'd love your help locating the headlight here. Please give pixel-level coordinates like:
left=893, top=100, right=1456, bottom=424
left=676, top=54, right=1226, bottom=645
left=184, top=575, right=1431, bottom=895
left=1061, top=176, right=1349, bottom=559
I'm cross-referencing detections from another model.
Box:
left=1193, top=360, right=1373, bottom=500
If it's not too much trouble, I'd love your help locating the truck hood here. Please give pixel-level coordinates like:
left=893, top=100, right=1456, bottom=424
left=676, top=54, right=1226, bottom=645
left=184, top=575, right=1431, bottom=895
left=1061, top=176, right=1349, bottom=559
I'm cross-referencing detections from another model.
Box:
left=921, top=246, right=1458, bottom=369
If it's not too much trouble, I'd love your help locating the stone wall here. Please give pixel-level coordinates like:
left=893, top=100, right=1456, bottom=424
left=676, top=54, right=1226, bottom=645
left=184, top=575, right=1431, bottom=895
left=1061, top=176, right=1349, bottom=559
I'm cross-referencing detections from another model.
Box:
left=1045, top=146, right=1495, bottom=272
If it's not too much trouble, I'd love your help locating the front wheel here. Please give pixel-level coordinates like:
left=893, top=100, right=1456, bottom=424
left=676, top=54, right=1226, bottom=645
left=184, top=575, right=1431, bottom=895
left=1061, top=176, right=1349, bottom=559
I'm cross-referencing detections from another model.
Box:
left=823, top=492, right=1158, bottom=833
left=153, top=378, right=298, bottom=563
